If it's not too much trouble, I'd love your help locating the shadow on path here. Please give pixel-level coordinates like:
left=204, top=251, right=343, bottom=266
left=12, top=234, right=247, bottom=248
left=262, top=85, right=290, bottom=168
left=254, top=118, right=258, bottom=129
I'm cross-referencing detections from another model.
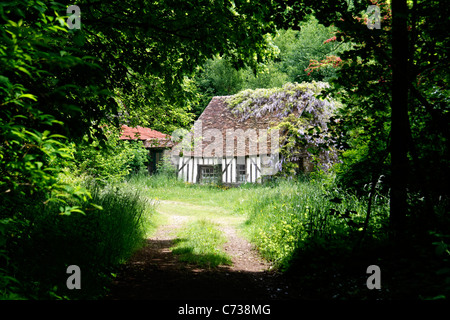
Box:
left=105, top=238, right=289, bottom=300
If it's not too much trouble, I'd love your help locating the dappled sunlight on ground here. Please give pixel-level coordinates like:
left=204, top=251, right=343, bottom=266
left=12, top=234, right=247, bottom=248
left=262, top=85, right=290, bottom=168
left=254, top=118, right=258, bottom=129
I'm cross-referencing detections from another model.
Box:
left=106, top=238, right=287, bottom=300
left=106, top=200, right=291, bottom=300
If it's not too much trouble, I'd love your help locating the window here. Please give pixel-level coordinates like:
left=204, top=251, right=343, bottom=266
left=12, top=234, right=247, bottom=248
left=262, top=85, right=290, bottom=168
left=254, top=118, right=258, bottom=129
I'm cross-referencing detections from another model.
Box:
left=199, top=165, right=221, bottom=184
left=237, top=164, right=246, bottom=183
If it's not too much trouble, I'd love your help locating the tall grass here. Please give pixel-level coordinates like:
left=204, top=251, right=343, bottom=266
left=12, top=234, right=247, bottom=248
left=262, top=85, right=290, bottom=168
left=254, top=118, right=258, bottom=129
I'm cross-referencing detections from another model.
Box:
left=4, top=179, right=157, bottom=300
left=125, top=171, right=253, bottom=210
left=240, top=178, right=389, bottom=270
left=124, top=172, right=390, bottom=273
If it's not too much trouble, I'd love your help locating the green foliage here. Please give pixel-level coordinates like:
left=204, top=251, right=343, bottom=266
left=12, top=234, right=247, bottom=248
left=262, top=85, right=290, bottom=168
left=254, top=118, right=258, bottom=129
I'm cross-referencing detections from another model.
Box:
left=308, top=0, right=450, bottom=229
left=241, top=178, right=389, bottom=270
left=155, top=154, right=178, bottom=178
left=0, top=0, right=115, bottom=141
left=196, top=57, right=245, bottom=97
left=70, top=0, right=282, bottom=130
left=191, top=15, right=347, bottom=118
left=241, top=61, right=290, bottom=91
left=274, top=16, right=350, bottom=83
left=114, top=75, right=197, bottom=134
left=2, top=178, right=156, bottom=300
left=0, top=0, right=92, bottom=206
left=190, top=56, right=289, bottom=118
left=0, top=2, right=101, bottom=298
left=172, top=219, right=232, bottom=268
left=74, top=133, right=149, bottom=185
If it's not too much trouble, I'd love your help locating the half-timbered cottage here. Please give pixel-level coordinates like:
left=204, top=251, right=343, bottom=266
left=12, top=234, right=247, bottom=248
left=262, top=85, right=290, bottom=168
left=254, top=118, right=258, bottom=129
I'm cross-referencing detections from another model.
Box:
left=172, top=82, right=337, bottom=185
left=172, top=96, right=283, bottom=185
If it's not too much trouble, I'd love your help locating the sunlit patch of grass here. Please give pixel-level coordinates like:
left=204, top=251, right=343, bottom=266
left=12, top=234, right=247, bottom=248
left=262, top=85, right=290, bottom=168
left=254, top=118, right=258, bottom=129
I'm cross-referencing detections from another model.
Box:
left=155, top=200, right=244, bottom=228
left=171, top=219, right=232, bottom=268
left=126, top=172, right=254, bottom=211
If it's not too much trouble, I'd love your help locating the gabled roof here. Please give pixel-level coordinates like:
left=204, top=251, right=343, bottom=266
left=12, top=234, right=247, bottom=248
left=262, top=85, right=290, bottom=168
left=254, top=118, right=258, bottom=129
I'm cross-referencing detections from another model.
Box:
left=174, top=82, right=335, bottom=158
left=120, top=125, right=173, bottom=148
left=175, top=96, right=286, bottom=157
left=198, top=96, right=278, bottom=133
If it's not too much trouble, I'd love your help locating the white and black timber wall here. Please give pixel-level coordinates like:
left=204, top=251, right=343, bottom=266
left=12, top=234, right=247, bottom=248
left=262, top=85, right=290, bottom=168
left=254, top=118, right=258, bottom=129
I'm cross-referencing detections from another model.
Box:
left=177, top=155, right=263, bottom=184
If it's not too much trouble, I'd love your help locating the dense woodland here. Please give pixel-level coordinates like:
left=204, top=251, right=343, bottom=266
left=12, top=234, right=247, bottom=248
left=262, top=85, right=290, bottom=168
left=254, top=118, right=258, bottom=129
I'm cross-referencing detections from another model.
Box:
left=1, top=0, right=449, bottom=301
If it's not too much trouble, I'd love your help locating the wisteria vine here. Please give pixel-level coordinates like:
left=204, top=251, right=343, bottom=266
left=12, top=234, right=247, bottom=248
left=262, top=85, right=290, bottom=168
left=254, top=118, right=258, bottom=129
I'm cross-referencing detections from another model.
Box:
left=226, top=82, right=341, bottom=175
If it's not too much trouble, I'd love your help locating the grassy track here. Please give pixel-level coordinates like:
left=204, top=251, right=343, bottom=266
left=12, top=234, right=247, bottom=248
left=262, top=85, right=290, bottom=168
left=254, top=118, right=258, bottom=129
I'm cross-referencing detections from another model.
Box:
left=154, top=199, right=247, bottom=268
left=128, top=173, right=389, bottom=271
left=171, top=219, right=233, bottom=268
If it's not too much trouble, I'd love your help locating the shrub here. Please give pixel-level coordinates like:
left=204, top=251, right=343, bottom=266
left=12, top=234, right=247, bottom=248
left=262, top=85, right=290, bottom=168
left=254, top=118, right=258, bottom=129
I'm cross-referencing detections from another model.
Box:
left=75, top=138, right=149, bottom=185
left=155, top=154, right=178, bottom=178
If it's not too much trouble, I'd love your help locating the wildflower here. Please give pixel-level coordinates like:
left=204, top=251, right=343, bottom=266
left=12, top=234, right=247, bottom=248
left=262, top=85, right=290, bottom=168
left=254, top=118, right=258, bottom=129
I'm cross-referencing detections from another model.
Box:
left=323, top=36, right=337, bottom=44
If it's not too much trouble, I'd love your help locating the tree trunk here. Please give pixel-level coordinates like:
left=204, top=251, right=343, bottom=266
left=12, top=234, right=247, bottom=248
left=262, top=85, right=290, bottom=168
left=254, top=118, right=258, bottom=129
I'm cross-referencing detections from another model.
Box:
left=390, top=0, right=410, bottom=239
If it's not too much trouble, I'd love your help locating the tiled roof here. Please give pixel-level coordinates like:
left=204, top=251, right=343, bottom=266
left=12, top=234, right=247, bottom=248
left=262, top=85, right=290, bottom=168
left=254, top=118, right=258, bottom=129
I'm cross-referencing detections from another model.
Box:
left=174, top=96, right=290, bottom=157
left=120, top=125, right=173, bottom=148
left=120, top=125, right=168, bottom=140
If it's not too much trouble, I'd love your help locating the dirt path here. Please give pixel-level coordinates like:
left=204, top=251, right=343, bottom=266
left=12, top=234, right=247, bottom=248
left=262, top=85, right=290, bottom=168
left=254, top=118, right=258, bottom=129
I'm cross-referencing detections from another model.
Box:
left=105, top=201, right=290, bottom=300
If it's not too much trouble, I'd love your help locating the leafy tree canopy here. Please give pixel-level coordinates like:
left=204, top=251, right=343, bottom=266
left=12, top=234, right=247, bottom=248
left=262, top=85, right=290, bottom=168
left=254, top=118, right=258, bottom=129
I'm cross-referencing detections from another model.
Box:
left=191, top=14, right=352, bottom=118
left=1, top=0, right=292, bottom=199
